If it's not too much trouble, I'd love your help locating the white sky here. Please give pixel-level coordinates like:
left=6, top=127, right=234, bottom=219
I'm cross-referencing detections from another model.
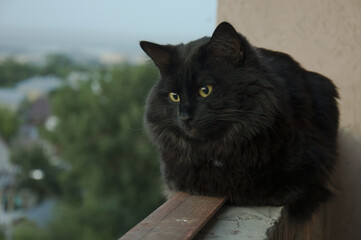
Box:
left=0, top=0, right=217, bottom=59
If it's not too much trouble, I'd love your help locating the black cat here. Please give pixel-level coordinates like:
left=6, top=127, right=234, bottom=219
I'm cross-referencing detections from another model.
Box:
left=140, top=22, right=339, bottom=222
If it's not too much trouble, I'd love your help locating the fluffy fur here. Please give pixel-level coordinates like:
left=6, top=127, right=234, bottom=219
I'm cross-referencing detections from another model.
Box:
left=140, top=22, right=339, bottom=222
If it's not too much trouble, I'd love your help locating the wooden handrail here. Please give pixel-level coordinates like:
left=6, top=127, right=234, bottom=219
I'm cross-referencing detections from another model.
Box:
left=118, top=191, right=340, bottom=239
left=119, top=192, right=226, bottom=240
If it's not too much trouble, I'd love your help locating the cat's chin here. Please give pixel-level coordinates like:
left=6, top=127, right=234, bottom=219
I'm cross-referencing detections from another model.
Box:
left=182, top=128, right=201, bottom=139
left=181, top=127, right=224, bottom=141
left=180, top=124, right=231, bottom=141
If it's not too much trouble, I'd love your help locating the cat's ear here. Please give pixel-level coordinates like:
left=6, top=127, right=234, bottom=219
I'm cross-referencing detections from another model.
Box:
left=208, top=22, right=243, bottom=65
left=140, top=41, right=174, bottom=73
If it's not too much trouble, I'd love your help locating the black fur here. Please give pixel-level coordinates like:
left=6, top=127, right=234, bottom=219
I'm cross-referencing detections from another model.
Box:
left=140, top=22, right=339, bottom=222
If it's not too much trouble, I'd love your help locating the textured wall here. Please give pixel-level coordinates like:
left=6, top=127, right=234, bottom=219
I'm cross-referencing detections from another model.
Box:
left=217, top=1, right=361, bottom=239
left=218, top=0, right=361, bottom=132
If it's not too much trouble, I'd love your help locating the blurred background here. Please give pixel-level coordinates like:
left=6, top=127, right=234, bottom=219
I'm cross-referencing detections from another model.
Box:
left=2, top=0, right=361, bottom=239
left=0, top=1, right=217, bottom=239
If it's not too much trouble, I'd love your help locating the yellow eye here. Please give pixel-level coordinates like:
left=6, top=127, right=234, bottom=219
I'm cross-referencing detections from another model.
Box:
left=169, top=92, right=180, bottom=103
left=199, top=85, right=213, bottom=98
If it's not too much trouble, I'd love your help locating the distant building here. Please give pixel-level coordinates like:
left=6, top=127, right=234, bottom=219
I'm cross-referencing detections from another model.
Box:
left=16, top=76, right=62, bottom=101
left=0, top=134, right=18, bottom=225
left=0, top=135, right=17, bottom=189
left=15, top=97, right=51, bottom=145
left=0, top=134, right=50, bottom=227
left=26, top=97, right=50, bottom=125
left=99, top=52, right=126, bottom=65
left=0, top=75, right=62, bottom=111
left=0, top=76, right=61, bottom=228
left=0, top=88, right=25, bottom=111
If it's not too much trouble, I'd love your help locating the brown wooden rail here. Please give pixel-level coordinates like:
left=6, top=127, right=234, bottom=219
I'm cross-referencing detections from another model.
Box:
left=119, top=192, right=226, bottom=240
left=118, top=192, right=348, bottom=240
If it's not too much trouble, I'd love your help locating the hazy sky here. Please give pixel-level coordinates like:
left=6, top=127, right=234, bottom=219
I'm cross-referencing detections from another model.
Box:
left=0, top=0, right=217, bottom=60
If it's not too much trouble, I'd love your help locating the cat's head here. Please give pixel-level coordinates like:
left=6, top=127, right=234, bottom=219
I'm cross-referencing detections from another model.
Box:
left=140, top=22, right=279, bottom=144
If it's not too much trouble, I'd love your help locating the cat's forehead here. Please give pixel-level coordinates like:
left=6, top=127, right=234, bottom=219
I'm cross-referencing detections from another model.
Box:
left=177, top=37, right=209, bottom=64
left=160, top=37, right=212, bottom=90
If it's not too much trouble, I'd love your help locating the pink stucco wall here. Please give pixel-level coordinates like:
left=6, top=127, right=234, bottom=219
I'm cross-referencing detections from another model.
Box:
left=217, top=0, right=361, bottom=239
left=218, top=0, right=361, bottom=132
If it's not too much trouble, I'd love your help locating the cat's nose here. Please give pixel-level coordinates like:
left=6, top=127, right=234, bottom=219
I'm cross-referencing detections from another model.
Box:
left=180, top=114, right=193, bottom=125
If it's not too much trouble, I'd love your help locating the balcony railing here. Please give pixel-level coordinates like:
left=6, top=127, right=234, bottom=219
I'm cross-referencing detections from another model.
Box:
left=119, top=192, right=226, bottom=240
left=118, top=192, right=302, bottom=240
left=119, top=130, right=361, bottom=240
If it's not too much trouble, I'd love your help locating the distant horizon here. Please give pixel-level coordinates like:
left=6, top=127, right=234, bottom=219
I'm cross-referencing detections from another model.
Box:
left=0, top=0, right=217, bottom=63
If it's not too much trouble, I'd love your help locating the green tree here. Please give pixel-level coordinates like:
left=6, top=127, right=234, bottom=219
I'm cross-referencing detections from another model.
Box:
left=0, top=107, right=19, bottom=141
left=11, top=145, right=61, bottom=200
left=42, top=54, right=82, bottom=78
left=0, top=225, right=4, bottom=240
left=45, top=63, right=163, bottom=239
left=0, top=58, right=40, bottom=86
left=13, top=220, right=49, bottom=240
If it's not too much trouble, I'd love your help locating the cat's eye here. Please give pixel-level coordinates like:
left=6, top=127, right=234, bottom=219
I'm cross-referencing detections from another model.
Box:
left=199, top=85, right=213, bottom=98
left=169, top=92, right=180, bottom=103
